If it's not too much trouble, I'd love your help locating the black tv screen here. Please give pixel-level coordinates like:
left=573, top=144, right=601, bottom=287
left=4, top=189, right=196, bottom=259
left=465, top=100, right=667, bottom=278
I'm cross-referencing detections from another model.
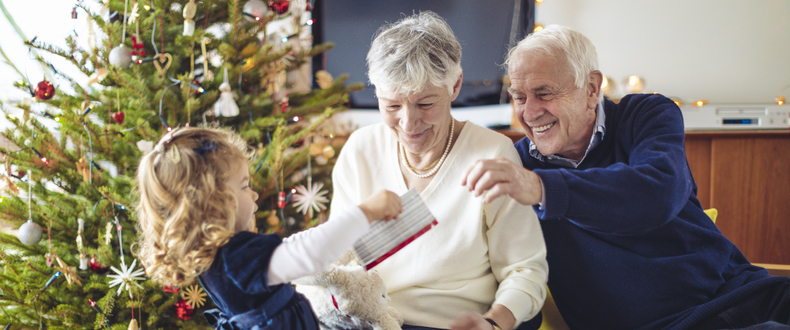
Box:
left=312, top=0, right=535, bottom=109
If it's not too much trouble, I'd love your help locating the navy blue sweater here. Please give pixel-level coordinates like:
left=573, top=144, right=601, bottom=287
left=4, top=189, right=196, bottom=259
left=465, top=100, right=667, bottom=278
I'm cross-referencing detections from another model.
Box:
left=515, top=94, right=785, bottom=330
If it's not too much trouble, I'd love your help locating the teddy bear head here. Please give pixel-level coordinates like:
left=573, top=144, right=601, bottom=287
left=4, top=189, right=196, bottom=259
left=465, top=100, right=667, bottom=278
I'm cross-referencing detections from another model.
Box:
left=295, top=251, right=403, bottom=330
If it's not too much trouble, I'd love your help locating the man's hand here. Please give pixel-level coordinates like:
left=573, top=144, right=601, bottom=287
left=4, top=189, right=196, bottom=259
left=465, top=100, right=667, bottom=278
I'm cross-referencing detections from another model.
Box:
left=461, top=157, right=543, bottom=206
left=450, top=312, right=497, bottom=330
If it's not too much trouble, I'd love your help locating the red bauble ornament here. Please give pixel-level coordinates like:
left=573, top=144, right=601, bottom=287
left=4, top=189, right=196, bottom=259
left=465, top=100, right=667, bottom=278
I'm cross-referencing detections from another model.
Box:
left=35, top=80, right=56, bottom=100
left=112, top=111, right=125, bottom=124
left=175, top=298, right=195, bottom=320
left=269, top=0, right=289, bottom=14
left=305, top=3, right=312, bottom=11
left=163, top=285, right=180, bottom=293
left=89, top=256, right=109, bottom=274
left=17, top=170, right=25, bottom=178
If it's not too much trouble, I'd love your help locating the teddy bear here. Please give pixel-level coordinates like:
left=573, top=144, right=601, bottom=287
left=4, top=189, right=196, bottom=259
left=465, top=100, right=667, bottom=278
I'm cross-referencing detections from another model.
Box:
left=294, top=250, right=403, bottom=330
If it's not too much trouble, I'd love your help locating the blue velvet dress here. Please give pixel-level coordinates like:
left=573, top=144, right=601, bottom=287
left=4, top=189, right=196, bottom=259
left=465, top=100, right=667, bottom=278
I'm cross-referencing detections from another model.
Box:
left=199, top=231, right=320, bottom=330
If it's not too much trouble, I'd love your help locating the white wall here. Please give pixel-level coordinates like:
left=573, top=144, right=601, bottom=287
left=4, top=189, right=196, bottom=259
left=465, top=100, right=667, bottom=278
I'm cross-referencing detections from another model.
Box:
left=537, top=0, right=790, bottom=104
left=3, top=1, right=787, bottom=131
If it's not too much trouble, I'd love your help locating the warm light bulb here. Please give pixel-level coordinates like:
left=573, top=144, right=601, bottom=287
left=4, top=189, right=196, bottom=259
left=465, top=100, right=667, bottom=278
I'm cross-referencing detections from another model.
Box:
left=776, top=95, right=785, bottom=106
left=623, top=75, right=645, bottom=93
left=601, top=76, right=616, bottom=98
left=692, top=99, right=708, bottom=107
left=292, top=116, right=299, bottom=122
left=535, top=0, right=544, bottom=3
left=533, top=23, right=544, bottom=33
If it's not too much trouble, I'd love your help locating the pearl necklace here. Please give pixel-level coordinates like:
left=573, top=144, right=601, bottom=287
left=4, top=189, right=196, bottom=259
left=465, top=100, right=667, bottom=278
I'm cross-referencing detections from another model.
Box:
left=400, top=119, right=455, bottom=178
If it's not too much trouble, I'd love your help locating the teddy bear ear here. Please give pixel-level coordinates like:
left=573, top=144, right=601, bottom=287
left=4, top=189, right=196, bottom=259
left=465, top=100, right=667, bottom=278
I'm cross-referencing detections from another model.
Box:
left=335, top=249, right=359, bottom=265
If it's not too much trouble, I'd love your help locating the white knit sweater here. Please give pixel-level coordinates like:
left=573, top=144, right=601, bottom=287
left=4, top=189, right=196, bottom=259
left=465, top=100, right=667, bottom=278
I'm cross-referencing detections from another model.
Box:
left=330, top=122, right=548, bottom=328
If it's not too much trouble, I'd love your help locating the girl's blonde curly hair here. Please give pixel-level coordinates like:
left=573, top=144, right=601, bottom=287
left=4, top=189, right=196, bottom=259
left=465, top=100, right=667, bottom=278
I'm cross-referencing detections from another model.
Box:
left=135, top=127, right=253, bottom=287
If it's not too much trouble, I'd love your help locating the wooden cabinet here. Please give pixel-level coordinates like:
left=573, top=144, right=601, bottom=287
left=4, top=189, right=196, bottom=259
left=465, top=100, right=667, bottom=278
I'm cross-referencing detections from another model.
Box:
left=685, top=131, right=790, bottom=267
left=498, top=129, right=790, bottom=270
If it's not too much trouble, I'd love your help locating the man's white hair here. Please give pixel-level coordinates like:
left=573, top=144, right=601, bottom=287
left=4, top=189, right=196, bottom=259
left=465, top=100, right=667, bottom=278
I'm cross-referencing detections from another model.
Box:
left=505, top=25, right=602, bottom=101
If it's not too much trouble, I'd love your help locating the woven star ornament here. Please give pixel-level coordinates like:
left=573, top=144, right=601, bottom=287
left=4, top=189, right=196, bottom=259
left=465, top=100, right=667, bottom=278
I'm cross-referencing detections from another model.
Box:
left=181, top=284, right=207, bottom=308
left=54, top=257, right=82, bottom=286
left=292, top=181, right=328, bottom=219
left=107, top=259, right=146, bottom=297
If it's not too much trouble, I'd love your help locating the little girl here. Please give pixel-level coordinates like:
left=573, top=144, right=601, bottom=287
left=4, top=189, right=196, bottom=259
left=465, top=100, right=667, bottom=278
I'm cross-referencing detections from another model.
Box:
left=135, top=127, right=402, bottom=329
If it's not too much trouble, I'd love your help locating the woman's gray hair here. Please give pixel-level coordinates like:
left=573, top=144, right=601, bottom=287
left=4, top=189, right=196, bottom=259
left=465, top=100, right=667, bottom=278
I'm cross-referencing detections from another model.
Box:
left=506, top=25, right=599, bottom=94
left=366, top=11, right=463, bottom=96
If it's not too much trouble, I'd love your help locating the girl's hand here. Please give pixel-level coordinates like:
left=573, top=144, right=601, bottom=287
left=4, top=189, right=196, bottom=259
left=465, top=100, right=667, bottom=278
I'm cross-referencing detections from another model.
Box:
left=359, top=190, right=402, bottom=223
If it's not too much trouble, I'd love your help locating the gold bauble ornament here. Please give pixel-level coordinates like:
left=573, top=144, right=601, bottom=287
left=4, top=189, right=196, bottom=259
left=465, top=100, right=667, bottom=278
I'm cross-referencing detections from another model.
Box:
left=267, top=214, right=280, bottom=226
left=309, top=143, right=324, bottom=157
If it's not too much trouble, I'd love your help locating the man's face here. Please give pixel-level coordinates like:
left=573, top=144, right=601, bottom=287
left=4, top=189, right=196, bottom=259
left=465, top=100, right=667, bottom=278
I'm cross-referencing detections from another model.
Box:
left=508, top=49, right=599, bottom=161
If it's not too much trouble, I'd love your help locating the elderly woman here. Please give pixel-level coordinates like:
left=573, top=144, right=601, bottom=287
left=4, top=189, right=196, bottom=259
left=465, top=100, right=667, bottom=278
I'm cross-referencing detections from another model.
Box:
left=329, top=12, right=547, bottom=330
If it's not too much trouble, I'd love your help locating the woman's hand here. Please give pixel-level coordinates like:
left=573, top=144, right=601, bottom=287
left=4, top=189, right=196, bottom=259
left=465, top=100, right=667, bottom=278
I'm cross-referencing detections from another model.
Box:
left=461, top=157, right=543, bottom=206
left=358, top=189, right=402, bottom=223
left=450, top=312, right=498, bottom=330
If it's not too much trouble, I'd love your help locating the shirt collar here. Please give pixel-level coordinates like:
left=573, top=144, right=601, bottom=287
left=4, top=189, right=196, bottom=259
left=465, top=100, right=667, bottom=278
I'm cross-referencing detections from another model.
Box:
left=528, top=102, right=606, bottom=168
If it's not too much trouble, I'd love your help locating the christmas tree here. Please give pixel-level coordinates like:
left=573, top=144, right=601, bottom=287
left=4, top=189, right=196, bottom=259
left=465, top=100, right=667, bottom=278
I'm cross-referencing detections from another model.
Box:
left=0, top=0, right=361, bottom=328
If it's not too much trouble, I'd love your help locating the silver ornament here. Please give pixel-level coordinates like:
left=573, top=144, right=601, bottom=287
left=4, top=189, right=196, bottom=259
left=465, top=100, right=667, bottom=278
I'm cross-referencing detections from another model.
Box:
left=109, top=45, right=133, bottom=68
left=18, top=220, right=43, bottom=246
left=242, top=0, right=268, bottom=22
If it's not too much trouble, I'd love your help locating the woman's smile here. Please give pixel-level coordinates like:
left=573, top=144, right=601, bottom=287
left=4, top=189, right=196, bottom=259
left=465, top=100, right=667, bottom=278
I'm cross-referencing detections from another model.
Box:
left=401, top=129, right=429, bottom=140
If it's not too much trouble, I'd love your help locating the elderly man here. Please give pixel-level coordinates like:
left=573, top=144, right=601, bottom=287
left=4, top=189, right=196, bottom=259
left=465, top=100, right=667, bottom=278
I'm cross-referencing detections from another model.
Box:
left=463, top=25, right=790, bottom=330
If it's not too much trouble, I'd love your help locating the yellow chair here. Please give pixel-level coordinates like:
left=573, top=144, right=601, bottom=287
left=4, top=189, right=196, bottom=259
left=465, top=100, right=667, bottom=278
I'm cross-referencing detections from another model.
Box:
left=536, top=209, right=719, bottom=330
left=537, top=288, right=569, bottom=330
left=704, top=208, right=718, bottom=223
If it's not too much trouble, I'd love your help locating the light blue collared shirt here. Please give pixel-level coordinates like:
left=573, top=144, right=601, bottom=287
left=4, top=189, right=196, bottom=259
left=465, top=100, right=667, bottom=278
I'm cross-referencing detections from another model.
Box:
left=528, top=102, right=606, bottom=168
left=532, top=102, right=606, bottom=208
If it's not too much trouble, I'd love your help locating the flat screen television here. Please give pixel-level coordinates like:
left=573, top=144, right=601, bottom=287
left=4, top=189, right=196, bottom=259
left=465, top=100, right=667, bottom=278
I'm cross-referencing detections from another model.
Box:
left=312, top=0, right=535, bottom=111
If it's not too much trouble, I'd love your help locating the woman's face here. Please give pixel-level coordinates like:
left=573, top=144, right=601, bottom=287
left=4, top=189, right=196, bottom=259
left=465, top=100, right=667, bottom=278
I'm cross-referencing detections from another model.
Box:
left=377, top=79, right=461, bottom=156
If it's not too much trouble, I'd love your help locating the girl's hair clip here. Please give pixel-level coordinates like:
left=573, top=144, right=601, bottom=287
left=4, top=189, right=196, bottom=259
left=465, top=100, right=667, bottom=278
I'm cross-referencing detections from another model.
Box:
left=153, top=130, right=178, bottom=154
left=193, top=140, right=218, bottom=158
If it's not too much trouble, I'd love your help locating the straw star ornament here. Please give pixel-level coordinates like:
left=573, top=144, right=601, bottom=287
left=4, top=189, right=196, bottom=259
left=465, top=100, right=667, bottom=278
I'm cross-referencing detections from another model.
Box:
left=107, top=259, right=146, bottom=297
left=292, top=181, right=328, bottom=219
left=181, top=284, right=207, bottom=308
left=54, top=257, right=81, bottom=286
